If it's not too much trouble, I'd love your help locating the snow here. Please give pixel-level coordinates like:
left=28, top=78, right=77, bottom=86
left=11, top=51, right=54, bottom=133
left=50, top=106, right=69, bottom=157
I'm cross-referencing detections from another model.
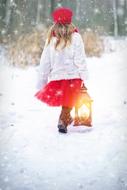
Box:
left=0, top=39, right=127, bottom=190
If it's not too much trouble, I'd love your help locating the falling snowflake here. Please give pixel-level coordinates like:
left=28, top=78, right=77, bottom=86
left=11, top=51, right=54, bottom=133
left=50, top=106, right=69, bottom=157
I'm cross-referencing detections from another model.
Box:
left=119, top=0, right=125, bottom=6
left=86, top=18, right=89, bottom=22
left=4, top=176, right=9, bottom=182
left=47, top=95, right=51, bottom=99
left=13, top=30, right=18, bottom=35
left=1, top=29, right=6, bottom=35
left=3, top=156, right=8, bottom=160
left=55, top=90, right=63, bottom=96
left=109, top=173, right=116, bottom=178
left=124, top=19, right=127, bottom=25
left=38, top=4, right=43, bottom=9
left=94, top=8, right=100, bottom=14
left=117, top=8, right=124, bottom=16
left=57, top=3, right=62, bottom=7
left=70, top=83, right=74, bottom=88
left=20, top=22, right=24, bottom=26
left=15, top=10, right=21, bottom=15
left=124, top=183, right=127, bottom=187
left=10, top=0, right=17, bottom=8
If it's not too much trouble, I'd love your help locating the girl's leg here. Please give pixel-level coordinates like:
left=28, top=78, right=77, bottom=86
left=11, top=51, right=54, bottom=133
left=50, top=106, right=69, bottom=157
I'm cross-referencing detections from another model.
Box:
left=58, top=106, right=73, bottom=133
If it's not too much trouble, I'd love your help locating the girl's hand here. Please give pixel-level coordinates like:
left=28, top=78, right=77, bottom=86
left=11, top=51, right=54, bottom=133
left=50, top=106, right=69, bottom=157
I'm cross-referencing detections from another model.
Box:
left=81, top=81, right=87, bottom=90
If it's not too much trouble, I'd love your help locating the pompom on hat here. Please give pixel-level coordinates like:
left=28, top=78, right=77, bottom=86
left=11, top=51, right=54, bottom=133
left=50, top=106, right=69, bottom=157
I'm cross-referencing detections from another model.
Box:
left=52, top=7, right=73, bottom=24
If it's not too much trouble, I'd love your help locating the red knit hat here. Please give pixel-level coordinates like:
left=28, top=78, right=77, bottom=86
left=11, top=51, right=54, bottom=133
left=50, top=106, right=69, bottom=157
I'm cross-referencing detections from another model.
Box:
left=52, top=7, right=73, bottom=24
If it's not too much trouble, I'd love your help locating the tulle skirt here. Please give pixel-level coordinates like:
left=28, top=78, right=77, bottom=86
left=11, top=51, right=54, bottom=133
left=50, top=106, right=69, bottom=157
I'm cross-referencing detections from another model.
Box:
left=35, top=79, right=82, bottom=108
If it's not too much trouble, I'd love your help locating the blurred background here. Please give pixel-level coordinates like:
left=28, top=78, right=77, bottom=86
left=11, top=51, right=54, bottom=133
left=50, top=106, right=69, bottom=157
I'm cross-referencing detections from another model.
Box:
left=0, top=0, right=127, bottom=67
left=0, top=0, right=127, bottom=36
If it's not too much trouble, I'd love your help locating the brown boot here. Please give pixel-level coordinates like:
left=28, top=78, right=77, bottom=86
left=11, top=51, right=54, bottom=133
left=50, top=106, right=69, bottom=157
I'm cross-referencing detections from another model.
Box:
left=58, top=106, right=73, bottom=133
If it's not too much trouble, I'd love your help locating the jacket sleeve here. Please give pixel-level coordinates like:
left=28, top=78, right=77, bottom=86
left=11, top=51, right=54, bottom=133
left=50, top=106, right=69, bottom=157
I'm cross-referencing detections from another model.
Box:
left=36, top=41, right=51, bottom=90
left=73, top=33, right=88, bottom=82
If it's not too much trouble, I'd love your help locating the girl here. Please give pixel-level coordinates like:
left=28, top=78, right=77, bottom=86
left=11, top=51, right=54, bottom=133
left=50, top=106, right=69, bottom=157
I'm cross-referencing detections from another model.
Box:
left=35, top=7, right=88, bottom=133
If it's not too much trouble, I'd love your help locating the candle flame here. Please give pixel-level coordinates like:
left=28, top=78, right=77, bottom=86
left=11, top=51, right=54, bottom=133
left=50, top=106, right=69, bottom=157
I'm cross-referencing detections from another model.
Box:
left=71, top=104, right=90, bottom=119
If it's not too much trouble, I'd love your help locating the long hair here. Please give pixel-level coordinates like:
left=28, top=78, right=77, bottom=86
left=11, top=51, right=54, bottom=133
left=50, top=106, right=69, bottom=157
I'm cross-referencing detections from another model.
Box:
left=47, top=23, right=77, bottom=50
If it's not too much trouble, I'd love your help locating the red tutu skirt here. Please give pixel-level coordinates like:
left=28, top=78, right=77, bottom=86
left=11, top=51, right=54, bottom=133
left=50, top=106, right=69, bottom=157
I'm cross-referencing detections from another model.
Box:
left=35, top=79, right=82, bottom=108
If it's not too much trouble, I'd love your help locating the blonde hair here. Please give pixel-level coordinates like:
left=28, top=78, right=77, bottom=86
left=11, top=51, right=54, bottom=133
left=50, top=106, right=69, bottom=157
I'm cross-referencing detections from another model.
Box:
left=47, top=23, right=77, bottom=50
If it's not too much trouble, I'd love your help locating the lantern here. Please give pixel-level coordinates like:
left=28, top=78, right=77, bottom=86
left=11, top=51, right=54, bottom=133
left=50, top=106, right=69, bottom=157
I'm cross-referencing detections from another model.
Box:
left=72, top=84, right=93, bottom=127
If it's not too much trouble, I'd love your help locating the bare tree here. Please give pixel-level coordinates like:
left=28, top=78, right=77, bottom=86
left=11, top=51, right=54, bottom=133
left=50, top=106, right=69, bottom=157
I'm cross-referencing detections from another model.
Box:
left=113, top=0, right=118, bottom=37
left=4, top=0, right=12, bottom=31
left=51, top=0, right=55, bottom=13
left=36, top=0, right=43, bottom=25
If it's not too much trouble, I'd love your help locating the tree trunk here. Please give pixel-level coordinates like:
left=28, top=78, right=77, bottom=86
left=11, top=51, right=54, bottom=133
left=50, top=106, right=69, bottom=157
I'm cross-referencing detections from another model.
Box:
left=36, top=0, right=42, bottom=25
left=51, top=0, right=55, bottom=13
left=4, top=0, right=12, bottom=32
left=124, top=0, right=127, bottom=35
left=113, top=0, right=118, bottom=37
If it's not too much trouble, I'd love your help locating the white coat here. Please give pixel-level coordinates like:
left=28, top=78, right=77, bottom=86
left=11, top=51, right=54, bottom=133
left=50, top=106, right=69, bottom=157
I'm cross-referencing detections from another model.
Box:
left=37, top=32, right=88, bottom=89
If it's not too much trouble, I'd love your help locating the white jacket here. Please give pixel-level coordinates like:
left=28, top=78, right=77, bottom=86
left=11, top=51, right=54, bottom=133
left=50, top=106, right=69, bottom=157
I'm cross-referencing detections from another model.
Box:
left=37, top=32, right=88, bottom=89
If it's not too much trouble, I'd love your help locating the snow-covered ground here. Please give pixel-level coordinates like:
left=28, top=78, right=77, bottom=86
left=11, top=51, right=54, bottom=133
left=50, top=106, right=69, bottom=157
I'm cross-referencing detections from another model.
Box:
left=0, top=39, right=127, bottom=190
